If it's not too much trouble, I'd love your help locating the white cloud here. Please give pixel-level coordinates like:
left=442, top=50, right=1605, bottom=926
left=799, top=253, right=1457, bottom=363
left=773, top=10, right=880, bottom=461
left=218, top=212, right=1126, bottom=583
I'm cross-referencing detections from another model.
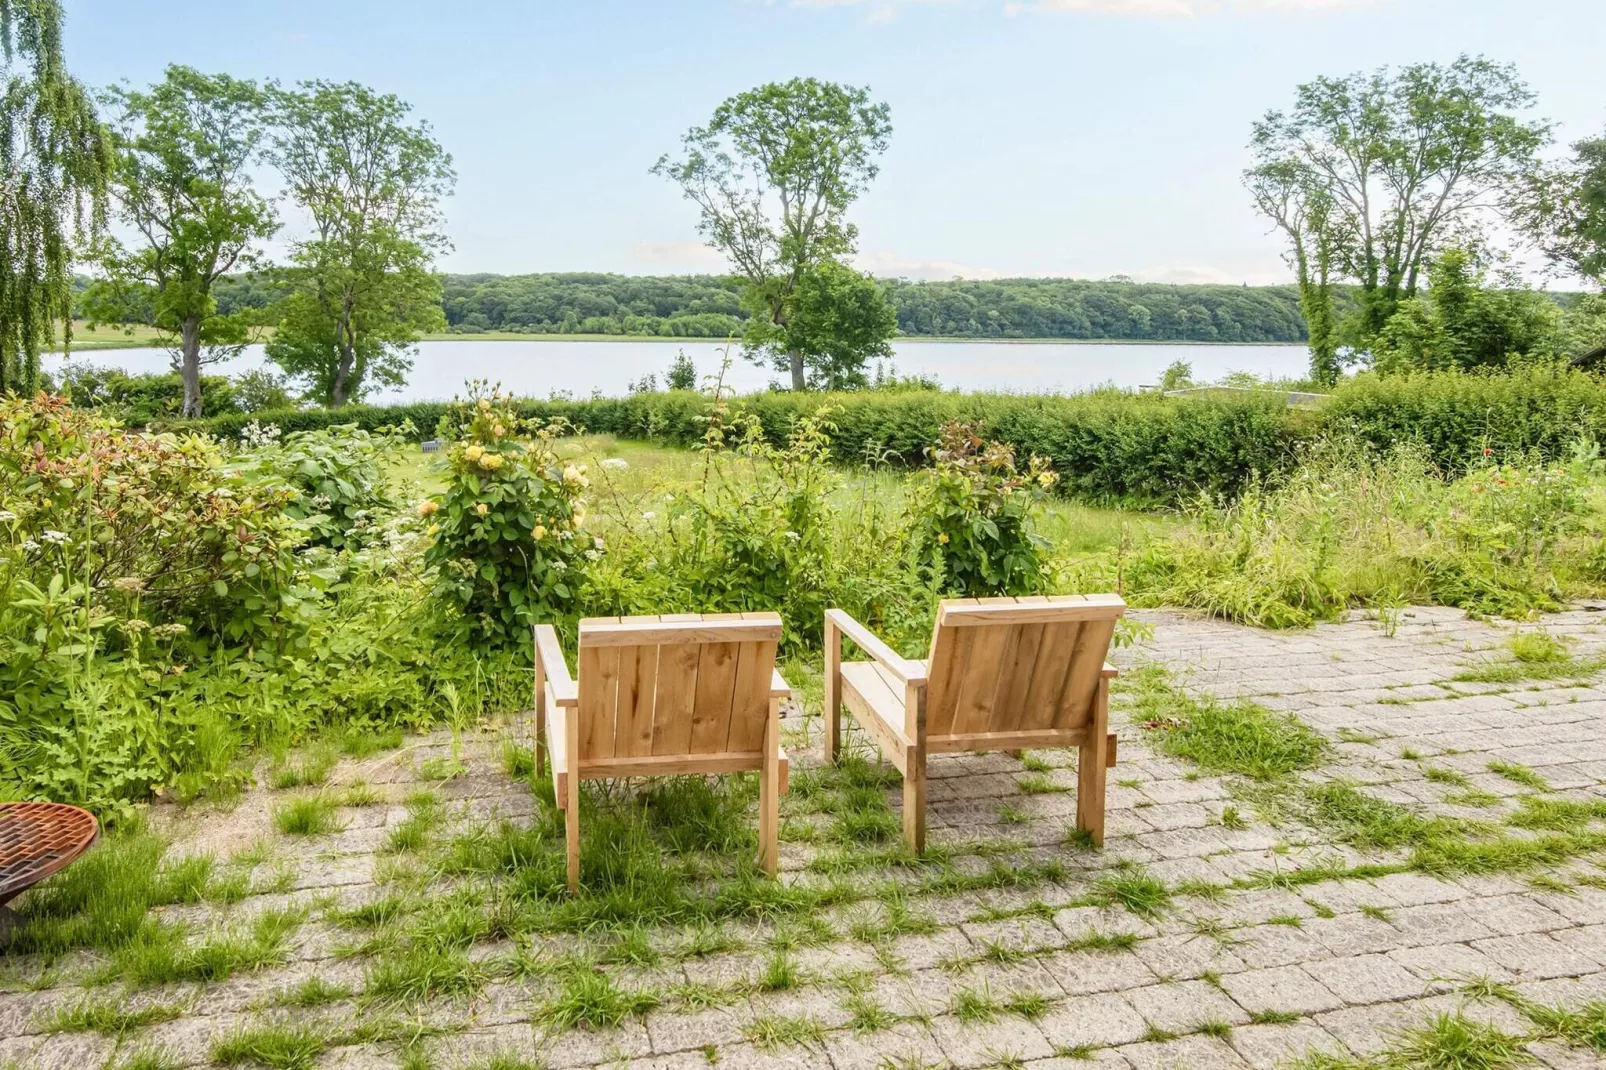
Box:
left=630, top=241, right=729, bottom=268
left=853, top=251, right=1003, bottom=280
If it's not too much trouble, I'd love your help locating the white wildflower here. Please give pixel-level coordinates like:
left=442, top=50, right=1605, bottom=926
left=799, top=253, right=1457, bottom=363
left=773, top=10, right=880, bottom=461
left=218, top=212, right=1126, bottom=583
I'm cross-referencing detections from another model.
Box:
left=21, top=539, right=40, bottom=552
left=600, top=457, right=628, bottom=470
left=584, top=549, right=602, bottom=562
left=784, top=530, right=800, bottom=542
left=40, top=530, right=68, bottom=545
left=0, top=510, right=17, bottom=523
left=641, top=511, right=656, bottom=520
left=551, top=559, right=568, bottom=572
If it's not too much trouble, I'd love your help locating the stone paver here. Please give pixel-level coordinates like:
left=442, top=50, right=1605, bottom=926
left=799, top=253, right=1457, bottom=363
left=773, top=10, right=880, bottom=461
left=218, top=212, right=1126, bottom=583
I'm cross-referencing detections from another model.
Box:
left=10, top=606, right=1606, bottom=1067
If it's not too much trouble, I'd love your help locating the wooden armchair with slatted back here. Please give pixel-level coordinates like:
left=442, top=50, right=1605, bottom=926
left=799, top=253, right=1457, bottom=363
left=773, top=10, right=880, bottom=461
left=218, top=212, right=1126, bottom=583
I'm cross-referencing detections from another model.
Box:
left=824, top=594, right=1126, bottom=852
left=534, top=612, right=792, bottom=893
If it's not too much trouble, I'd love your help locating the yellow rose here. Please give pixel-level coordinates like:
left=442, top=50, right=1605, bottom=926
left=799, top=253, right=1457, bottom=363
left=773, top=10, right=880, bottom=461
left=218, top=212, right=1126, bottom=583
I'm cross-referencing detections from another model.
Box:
left=938, top=532, right=950, bottom=544
left=464, top=444, right=484, bottom=462
left=479, top=453, right=503, bottom=470
left=533, top=524, right=547, bottom=539
left=571, top=506, right=586, bottom=529
left=427, top=523, right=439, bottom=536
left=417, top=501, right=439, bottom=517
left=478, top=398, right=492, bottom=411
left=492, top=424, right=506, bottom=437
left=476, top=503, right=489, bottom=516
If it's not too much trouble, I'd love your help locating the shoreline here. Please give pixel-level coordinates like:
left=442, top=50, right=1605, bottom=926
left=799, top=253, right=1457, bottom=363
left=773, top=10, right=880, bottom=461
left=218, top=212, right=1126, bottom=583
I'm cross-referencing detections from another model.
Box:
left=51, top=331, right=1310, bottom=353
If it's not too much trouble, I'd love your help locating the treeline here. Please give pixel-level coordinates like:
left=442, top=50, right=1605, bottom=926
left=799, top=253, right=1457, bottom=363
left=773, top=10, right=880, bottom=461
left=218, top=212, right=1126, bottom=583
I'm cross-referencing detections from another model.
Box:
left=176, top=365, right=1602, bottom=506
left=423, top=273, right=1340, bottom=343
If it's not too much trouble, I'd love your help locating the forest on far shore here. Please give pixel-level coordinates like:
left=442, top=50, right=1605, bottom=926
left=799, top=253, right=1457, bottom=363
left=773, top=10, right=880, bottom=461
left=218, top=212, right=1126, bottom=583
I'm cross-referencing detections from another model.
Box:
left=192, top=271, right=1357, bottom=344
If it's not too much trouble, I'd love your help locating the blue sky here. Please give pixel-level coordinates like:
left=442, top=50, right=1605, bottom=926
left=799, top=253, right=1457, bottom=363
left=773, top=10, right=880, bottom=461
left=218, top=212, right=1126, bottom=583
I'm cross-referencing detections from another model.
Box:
left=67, top=0, right=1606, bottom=284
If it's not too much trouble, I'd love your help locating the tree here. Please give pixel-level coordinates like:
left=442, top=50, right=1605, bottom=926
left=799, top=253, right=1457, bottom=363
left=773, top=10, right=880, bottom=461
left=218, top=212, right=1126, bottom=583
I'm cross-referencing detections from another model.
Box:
left=1513, top=129, right=1606, bottom=286
left=1371, top=246, right=1561, bottom=374
left=1249, top=56, right=1547, bottom=356
left=744, top=258, right=896, bottom=390
left=665, top=348, right=697, bottom=390
left=265, top=81, right=453, bottom=406
left=0, top=0, right=107, bottom=394
left=1245, top=158, right=1343, bottom=384
left=652, top=77, right=891, bottom=390
left=82, top=66, right=276, bottom=417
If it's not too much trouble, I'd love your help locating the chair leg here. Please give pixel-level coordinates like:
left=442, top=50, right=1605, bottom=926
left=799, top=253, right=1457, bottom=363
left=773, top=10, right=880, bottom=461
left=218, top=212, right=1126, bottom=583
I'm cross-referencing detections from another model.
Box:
left=564, top=707, right=581, bottom=894
left=1076, top=678, right=1111, bottom=847
left=759, top=697, right=780, bottom=876
left=902, top=745, right=926, bottom=854
left=823, top=616, right=842, bottom=764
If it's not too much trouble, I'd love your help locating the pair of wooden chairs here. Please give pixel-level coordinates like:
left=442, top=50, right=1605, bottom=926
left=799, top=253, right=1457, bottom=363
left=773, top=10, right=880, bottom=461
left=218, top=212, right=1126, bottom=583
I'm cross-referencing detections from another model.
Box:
left=533, top=594, right=1125, bottom=892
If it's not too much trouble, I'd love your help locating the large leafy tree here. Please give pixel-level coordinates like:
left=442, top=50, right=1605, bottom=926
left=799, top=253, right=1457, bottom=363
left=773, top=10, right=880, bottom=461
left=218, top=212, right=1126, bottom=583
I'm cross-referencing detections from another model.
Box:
left=1248, top=55, right=1547, bottom=375
left=1513, top=129, right=1606, bottom=286
left=653, top=77, right=892, bottom=391
left=0, top=0, right=107, bottom=394
left=265, top=81, right=453, bottom=406
left=83, top=66, right=276, bottom=417
left=744, top=258, right=896, bottom=390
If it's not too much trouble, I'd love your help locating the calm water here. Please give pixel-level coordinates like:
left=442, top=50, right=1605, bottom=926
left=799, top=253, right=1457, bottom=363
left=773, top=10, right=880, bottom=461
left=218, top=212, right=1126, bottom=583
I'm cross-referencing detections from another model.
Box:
left=48, top=339, right=1311, bottom=402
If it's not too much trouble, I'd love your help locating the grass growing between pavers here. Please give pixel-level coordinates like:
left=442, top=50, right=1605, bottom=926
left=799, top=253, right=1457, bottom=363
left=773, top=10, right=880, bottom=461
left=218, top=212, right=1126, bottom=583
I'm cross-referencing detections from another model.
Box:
left=1291, top=981, right=1606, bottom=1068
left=1126, top=661, right=1606, bottom=890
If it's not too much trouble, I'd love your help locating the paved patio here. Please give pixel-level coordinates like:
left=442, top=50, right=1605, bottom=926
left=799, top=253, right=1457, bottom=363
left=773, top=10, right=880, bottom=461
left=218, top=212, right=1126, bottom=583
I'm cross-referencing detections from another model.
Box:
left=5, top=606, right=1606, bottom=1069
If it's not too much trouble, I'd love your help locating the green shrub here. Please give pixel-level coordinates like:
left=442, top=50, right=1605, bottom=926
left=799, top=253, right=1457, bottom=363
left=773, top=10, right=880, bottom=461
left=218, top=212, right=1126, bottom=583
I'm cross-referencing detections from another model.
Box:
left=423, top=383, right=594, bottom=644
left=236, top=422, right=408, bottom=549
left=907, top=420, right=1055, bottom=596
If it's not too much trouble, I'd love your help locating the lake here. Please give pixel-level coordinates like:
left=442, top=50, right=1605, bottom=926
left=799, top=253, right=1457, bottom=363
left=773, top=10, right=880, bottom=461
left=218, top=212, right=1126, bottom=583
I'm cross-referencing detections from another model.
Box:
left=46, top=339, right=1311, bottom=402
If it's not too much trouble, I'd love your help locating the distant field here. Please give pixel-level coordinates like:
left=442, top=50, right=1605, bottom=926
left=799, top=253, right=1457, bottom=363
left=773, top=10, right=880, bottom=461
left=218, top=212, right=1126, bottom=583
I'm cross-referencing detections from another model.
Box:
left=421, top=331, right=1296, bottom=346
left=52, top=322, right=280, bottom=352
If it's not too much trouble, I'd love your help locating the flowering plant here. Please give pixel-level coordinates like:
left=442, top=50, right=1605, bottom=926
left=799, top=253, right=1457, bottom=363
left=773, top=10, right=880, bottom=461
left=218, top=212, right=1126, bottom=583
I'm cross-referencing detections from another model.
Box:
left=423, top=382, right=596, bottom=643
left=907, top=420, right=1056, bottom=596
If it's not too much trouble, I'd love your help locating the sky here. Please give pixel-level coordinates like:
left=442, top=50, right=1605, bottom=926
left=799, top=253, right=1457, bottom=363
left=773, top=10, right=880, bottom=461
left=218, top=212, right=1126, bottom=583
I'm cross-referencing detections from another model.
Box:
left=65, top=0, right=1606, bottom=285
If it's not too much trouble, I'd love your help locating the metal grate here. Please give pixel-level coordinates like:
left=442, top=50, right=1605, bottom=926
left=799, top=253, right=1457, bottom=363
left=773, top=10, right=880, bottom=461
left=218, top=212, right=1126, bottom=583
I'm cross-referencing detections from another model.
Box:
left=0, top=802, right=99, bottom=904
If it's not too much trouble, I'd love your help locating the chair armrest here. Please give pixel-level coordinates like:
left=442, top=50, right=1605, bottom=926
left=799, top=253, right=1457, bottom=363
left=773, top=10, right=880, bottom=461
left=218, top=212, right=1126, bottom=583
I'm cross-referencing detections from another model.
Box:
left=825, top=609, right=927, bottom=686
left=1102, top=662, right=1119, bottom=679
left=771, top=669, right=791, bottom=699
left=534, top=624, right=578, bottom=707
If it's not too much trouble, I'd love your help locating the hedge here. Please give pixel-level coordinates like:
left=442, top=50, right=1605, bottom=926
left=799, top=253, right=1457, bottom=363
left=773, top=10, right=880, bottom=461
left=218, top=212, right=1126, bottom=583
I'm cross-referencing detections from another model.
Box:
left=170, top=365, right=1606, bottom=505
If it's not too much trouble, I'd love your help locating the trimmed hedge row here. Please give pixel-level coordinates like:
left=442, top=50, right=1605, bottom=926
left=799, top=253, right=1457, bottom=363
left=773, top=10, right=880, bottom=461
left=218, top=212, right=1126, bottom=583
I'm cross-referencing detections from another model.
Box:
left=174, top=366, right=1606, bottom=505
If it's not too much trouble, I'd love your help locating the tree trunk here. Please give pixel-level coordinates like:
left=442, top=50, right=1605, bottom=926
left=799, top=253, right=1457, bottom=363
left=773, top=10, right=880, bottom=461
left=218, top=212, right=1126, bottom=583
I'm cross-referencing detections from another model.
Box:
left=331, top=340, right=355, bottom=406
left=180, top=316, right=203, bottom=418
left=330, top=302, right=356, bottom=406
left=788, top=349, right=805, bottom=392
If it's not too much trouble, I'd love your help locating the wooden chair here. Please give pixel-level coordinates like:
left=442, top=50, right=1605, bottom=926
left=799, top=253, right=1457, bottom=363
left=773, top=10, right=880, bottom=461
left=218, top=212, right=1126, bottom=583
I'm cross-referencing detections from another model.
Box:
left=824, top=594, right=1125, bottom=853
left=533, top=613, right=792, bottom=893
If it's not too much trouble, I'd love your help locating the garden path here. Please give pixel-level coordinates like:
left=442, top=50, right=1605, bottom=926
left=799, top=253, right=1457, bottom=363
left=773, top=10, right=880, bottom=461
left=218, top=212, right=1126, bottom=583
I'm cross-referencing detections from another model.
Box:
left=5, top=606, right=1606, bottom=1069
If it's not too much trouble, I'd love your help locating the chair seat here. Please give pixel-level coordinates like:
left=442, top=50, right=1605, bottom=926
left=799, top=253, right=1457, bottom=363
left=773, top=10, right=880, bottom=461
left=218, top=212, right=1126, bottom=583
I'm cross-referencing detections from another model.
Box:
left=839, top=661, right=917, bottom=770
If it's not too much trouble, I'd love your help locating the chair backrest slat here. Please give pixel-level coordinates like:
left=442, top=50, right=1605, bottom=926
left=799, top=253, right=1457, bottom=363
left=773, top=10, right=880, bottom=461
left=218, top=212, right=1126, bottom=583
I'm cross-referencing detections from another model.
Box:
left=577, top=613, right=781, bottom=761
left=925, top=596, right=1124, bottom=739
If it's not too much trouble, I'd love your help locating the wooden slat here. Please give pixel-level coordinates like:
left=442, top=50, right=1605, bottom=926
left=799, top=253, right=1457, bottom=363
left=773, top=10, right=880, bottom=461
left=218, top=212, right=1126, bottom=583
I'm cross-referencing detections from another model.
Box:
left=1056, top=616, right=1117, bottom=730
left=994, top=622, right=1047, bottom=732
left=723, top=640, right=773, bottom=753
left=927, top=726, right=1090, bottom=753
left=769, top=668, right=791, bottom=698
left=534, top=625, right=577, bottom=706
left=545, top=684, right=568, bottom=803
left=949, top=623, right=1011, bottom=736
left=577, top=750, right=777, bottom=777
left=650, top=643, right=700, bottom=755
left=615, top=644, right=657, bottom=758
left=938, top=593, right=1125, bottom=627
left=923, top=624, right=973, bottom=738
left=689, top=642, right=740, bottom=754
left=577, top=644, right=618, bottom=760
left=580, top=617, right=782, bottom=647
left=1021, top=621, right=1080, bottom=730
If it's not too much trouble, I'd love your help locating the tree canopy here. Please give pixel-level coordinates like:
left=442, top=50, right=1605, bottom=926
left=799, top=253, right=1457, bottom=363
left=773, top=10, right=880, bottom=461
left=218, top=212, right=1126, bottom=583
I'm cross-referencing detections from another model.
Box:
left=1248, top=55, right=1548, bottom=379
left=0, top=0, right=107, bottom=394
left=265, top=80, right=453, bottom=406
left=653, top=77, right=892, bottom=390
left=83, top=65, right=277, bottom=417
